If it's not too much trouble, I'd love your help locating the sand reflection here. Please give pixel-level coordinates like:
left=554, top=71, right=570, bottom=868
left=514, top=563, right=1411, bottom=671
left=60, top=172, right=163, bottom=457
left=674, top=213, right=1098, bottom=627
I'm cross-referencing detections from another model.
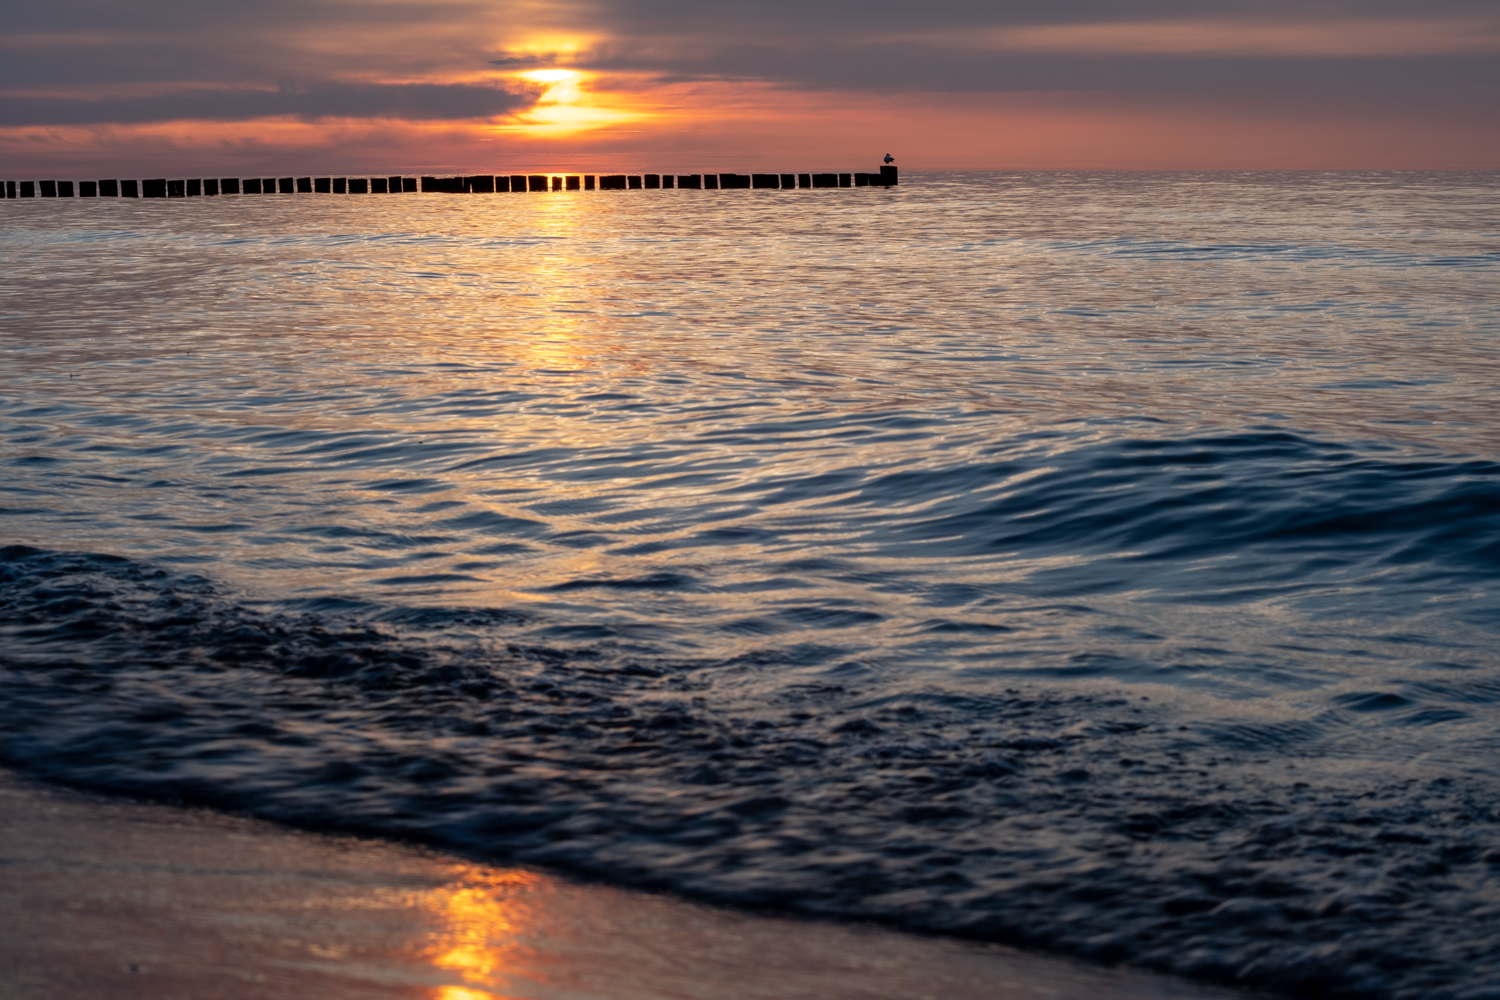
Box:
left=421, top=866, right=549, bottom=999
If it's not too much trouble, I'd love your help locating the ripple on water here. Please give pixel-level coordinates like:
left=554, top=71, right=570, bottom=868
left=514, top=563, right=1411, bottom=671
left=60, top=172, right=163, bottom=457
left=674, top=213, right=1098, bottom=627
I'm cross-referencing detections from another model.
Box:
left=2, top=172, right=1500, bottom=998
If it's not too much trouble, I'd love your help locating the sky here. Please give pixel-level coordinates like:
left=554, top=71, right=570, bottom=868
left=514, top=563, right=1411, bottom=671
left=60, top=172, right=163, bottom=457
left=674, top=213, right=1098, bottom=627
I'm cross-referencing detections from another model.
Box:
left=3, top=0, right=1498, bottom=175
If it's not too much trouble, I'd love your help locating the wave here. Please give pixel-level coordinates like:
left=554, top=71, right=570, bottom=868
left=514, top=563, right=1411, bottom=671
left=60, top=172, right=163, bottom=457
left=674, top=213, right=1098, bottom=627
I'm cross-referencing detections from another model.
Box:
left=3, top=543, right=1498, bottom=999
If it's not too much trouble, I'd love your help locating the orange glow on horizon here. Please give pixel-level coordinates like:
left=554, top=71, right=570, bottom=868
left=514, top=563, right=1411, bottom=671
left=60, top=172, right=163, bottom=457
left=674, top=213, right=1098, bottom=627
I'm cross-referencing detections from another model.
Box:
left=433, top=988, right=497, bottom=1000
left=3, top=78, right=1497, bottom=175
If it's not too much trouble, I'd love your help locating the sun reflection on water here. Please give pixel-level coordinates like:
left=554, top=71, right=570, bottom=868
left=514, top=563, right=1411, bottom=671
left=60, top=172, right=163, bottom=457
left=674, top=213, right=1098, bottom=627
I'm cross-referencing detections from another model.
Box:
left=518, top=188, right=591, bottom=372
left=419, top=866, right=547, bottom=999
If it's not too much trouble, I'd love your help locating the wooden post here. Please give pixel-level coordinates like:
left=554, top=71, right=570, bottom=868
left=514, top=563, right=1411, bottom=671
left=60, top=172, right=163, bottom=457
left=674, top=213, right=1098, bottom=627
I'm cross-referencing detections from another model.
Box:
left=6, top=181, right=16, bottom=198
left=25, top=165, right=903, bottom=201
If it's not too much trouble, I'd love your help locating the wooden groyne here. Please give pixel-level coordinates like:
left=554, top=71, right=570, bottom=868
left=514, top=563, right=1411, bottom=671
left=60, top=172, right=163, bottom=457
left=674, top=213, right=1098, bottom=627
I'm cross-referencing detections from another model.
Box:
left=0, top=167, right=896, bottom=200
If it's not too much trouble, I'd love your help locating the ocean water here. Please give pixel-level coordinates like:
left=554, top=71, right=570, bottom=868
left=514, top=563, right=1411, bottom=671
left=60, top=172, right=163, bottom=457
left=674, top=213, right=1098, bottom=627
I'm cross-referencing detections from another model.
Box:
left=3, top=171, right=1499, bottom=998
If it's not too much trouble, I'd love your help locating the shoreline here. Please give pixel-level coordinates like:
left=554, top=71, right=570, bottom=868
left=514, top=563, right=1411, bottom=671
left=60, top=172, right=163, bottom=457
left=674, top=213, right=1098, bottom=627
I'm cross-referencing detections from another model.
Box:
left=0, top=768, right=1253, bottom=1000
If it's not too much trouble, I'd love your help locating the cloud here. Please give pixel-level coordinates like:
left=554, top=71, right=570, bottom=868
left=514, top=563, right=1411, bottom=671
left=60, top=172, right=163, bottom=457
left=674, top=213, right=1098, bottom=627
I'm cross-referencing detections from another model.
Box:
left=0, top=83, right=534, bottom=127
left=489, top=56, right=557, bottom=68
left=878, top=17, right=1500, bottom=57
left=0, top=0, right=1495, bottom=170
left=584, top=0, right=1500, bottom=35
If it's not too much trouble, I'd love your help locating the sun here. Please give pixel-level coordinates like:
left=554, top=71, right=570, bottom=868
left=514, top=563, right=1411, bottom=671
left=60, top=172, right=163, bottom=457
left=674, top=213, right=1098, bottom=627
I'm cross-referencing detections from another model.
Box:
left=521, top=69, right=578, bottom=83
left=497, top=67, right=645, bottom=136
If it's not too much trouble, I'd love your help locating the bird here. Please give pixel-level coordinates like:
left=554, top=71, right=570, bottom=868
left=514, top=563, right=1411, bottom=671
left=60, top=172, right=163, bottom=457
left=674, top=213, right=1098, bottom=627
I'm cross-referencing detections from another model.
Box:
left=883, top=153, right=895, bottom=164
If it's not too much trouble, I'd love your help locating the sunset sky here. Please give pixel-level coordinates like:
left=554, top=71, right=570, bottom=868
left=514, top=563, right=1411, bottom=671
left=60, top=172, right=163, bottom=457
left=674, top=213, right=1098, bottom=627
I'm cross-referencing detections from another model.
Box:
left=4, top=0, right=1498, bottom=175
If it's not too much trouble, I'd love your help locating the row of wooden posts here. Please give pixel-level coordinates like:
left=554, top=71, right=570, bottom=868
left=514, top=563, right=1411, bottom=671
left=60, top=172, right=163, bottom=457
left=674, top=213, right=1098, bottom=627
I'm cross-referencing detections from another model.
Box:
left=0, top=167, right=897, bottom=200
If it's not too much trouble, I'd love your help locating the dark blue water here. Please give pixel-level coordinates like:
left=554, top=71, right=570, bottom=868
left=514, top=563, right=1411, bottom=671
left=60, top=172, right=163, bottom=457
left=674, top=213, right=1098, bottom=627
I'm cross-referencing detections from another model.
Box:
left=3, top=171, right=1499, bottom=998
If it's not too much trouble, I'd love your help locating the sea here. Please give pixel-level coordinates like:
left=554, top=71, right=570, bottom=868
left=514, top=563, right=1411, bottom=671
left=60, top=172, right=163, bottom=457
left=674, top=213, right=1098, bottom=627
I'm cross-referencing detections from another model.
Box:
left=3, top=171, right=1499, bottom=999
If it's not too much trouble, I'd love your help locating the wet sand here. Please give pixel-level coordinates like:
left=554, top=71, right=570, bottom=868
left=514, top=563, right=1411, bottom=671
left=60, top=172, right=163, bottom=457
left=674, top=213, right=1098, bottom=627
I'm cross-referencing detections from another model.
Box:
left=0, top=769, right=1257, bottom=1000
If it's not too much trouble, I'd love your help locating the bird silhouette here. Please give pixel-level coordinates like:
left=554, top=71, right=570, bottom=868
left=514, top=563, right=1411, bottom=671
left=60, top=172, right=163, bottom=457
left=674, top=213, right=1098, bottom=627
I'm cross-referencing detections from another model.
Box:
left=883, top=153, right=895, bottom=164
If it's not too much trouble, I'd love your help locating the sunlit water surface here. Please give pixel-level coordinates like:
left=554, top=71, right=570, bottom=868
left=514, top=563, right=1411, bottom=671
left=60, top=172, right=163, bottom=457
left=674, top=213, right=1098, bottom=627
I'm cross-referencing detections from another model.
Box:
left=3, top=172, right=1499, bottom=998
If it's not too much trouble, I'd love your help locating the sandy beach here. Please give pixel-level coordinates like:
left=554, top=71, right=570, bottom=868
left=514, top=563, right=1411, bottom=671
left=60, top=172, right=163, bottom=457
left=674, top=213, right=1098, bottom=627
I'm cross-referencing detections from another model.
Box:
left=0, top=769, right=1257, bottom=1000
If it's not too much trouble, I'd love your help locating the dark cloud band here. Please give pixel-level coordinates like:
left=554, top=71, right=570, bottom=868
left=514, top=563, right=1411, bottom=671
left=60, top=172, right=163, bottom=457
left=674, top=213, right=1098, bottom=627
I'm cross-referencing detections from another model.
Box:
left=0, top=83, right=533, bottom=127
left=583, top=47, right=1500, bottom=105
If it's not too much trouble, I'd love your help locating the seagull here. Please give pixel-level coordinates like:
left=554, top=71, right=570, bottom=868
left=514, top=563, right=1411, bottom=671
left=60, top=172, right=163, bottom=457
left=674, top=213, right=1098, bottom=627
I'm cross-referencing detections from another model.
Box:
left=883, top=153, right=895, bottom=164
